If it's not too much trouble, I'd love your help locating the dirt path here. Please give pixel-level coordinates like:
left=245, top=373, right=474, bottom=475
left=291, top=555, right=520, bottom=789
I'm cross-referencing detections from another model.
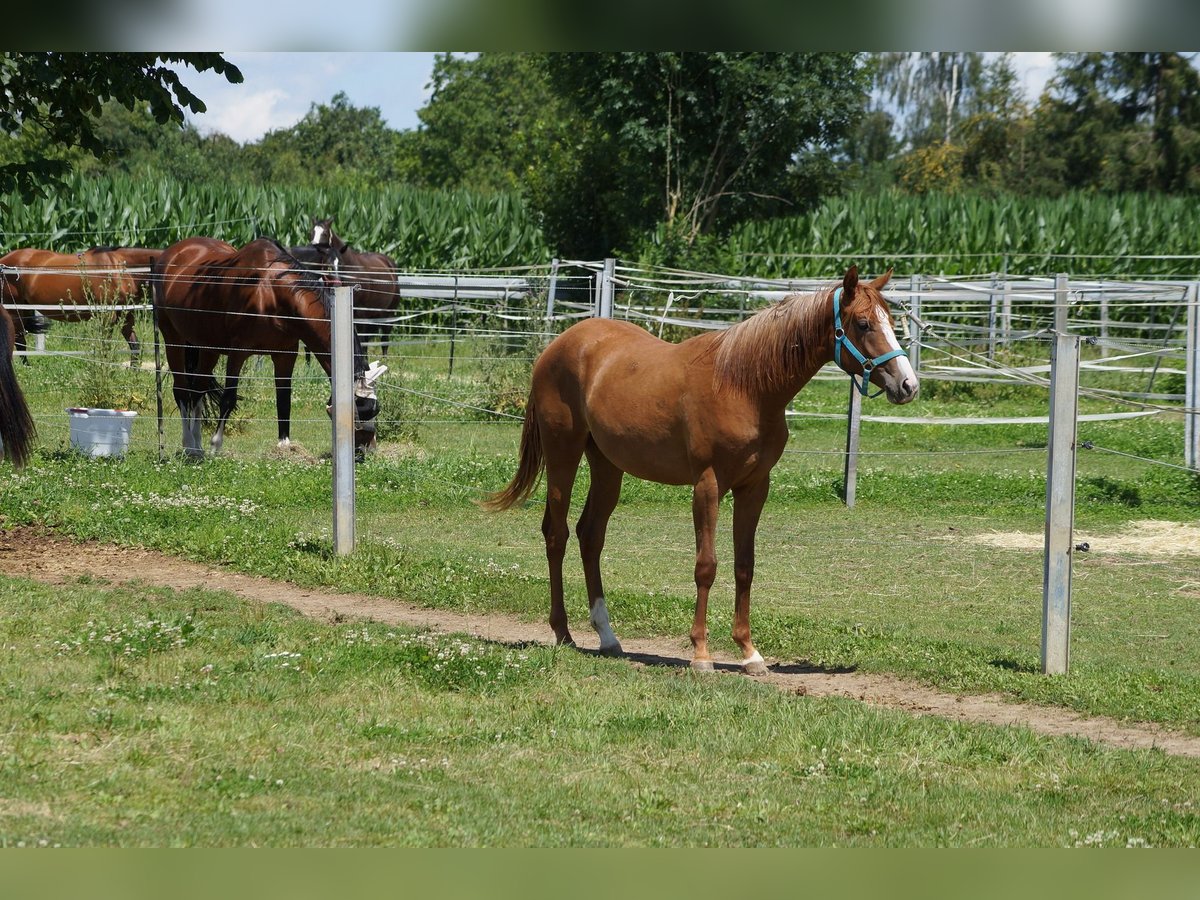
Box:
left=3, top=526, right=1199, bottom=758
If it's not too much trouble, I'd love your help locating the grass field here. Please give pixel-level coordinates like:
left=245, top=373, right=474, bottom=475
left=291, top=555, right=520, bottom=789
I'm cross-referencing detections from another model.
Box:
left=2, top=316, right=1200, bottom=845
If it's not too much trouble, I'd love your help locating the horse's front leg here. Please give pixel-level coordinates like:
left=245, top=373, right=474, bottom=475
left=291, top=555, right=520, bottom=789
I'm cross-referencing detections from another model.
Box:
left=732, top=478, right=771, bottom=675
left=273, top=350, right=298, bottom=446
left=121, top=311, right=141, bottom=365
left=689, top=469, right=721, bottom=672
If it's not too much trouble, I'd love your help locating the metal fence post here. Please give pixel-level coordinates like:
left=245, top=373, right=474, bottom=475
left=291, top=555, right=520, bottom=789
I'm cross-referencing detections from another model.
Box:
left=842, top=379, right=862, bottom=508
left=1042, top=273, right=1078, bottom=675
left=598, top=257, right=615, bottom=319
left=1186, top=283, right=1200, bottom=470
left=988, top=272, right=999, bottom=360
left=545, top=258, right=560, bottom=320
left=908, top=274, right=922, bottom=374
left=331, top=284, right=356, bottom=557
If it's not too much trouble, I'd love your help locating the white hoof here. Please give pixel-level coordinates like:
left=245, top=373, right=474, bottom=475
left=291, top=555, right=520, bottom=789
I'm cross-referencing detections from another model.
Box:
left=742, top=651, right=769, bottom=676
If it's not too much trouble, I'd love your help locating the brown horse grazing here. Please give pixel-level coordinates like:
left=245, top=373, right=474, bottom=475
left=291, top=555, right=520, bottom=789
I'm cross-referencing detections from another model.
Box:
left=153, top=237, right=380, bottom=458
left=306, top=219, right=401, bottom=343
left=0, top=301, right=36, bottom=467
left=0, top=247, right=154, bottom=361
left=484, top=266, right=918, bottom=674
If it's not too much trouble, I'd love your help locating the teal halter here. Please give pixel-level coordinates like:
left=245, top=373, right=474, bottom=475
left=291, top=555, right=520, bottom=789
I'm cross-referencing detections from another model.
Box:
left=833, top=287, right=908, bottom=397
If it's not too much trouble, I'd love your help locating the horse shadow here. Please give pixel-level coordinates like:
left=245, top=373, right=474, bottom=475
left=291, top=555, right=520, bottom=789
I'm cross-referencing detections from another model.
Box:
left=575, top=645, right=858, bottom=676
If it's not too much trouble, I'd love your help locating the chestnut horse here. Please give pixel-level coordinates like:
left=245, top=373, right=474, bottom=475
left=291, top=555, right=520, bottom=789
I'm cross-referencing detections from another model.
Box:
left=0, top=300, right=36, bottom=467
left=484, top=266, right=918, bottom=674
left=304, top=218, right=401, bottom=343
left=0, top=246, right=156, bottom=362
left=153, top=237, right=379, bottom=458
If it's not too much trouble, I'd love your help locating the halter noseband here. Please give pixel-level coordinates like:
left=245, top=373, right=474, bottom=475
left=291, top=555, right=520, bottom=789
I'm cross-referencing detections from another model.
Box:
left=833, top=286, right=908, bottom=397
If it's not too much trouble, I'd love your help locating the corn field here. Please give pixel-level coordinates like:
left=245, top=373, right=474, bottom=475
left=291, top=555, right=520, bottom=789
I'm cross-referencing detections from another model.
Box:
left=6, top=174, right=1200, bottom=283
left=0, top=172, right=549, bottom=270
left=725, top=190, right=1200, bottom=279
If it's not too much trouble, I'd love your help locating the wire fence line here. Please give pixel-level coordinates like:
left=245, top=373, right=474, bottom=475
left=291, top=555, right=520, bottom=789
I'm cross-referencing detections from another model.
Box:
left=6, top=259, right=1200, bottom=475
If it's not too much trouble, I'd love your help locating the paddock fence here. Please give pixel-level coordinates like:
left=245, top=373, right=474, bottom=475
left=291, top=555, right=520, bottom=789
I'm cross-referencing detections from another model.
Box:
left=4, top=256, right=1200, bottom=475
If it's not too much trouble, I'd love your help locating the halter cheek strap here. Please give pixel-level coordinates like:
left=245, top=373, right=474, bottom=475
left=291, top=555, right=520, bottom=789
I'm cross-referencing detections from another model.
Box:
left=833, top=287, right=908, bottom=397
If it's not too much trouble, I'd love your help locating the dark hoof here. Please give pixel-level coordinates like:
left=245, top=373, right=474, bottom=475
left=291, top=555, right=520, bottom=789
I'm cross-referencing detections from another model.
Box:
left=597, top=641, right=623, bottom=657
left=690, top=658, right=715, bottom=673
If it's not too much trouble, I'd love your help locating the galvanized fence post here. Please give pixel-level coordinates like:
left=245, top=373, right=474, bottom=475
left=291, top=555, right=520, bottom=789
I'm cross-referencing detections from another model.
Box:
left=1042, top=273, right=1078, bottom=675
left=1186, top=283, right=1200, bottom=470
left=545, top=258, right=559, bottom=320
left=331, top=284, right=356, bottom=556
left=597, top=257, right=615, bottom=319
left=841, top=379, right=862, bottom=508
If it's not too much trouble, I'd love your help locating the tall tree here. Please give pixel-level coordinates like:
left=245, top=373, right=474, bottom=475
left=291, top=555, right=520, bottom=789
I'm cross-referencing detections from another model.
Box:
left=412, top=52, right=567, bottom=192
left=1030, top=52, right=1200, bottom=193
left=876, top=52, right=987, bottom=148
left=535, top=52, right=868, bottom=257
left=0, top=52, right=242, bottom=203
left=247, top=92, right=401, bottom=189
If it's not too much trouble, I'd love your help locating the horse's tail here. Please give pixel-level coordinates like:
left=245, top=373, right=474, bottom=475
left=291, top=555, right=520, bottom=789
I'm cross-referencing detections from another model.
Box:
left=0, top=310, right=36, bottom=468
left=479, top=395, right=543, bottom=511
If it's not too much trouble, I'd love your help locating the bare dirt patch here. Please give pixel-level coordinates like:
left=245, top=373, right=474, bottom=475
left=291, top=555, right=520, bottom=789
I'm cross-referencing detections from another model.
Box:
left=2, top=525, right=1199, bottom=758
left=962, top=519, right=1200, bottom=557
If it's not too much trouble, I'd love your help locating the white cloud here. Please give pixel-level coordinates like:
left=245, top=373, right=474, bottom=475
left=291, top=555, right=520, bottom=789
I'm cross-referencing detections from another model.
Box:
left=193, top=88, right=298, bottom=144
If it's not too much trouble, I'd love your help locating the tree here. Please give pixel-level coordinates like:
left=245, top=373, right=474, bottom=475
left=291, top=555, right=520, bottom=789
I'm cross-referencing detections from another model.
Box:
left=955, top=54, right=1034, bottom=193
left=534, top=52, right=869, bottom=258
left=1029, top=53, right=1200, bottom=193
left=246, top=92, right=401, bottom=189
left=412, top=52, right=568, bottom=192
left=877, top=52, right=987, bottom=149
left=0, top=52, right=243, bottom=203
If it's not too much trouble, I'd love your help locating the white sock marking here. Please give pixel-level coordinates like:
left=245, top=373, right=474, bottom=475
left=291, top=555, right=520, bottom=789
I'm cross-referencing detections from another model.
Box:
left=590, top=596, right=621, bottom=651
left=742, top=650, right=765, bottom=668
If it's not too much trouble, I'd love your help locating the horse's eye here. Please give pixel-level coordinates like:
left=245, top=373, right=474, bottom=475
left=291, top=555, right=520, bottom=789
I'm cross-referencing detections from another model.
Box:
left=856, top=318, right=870, bottom=331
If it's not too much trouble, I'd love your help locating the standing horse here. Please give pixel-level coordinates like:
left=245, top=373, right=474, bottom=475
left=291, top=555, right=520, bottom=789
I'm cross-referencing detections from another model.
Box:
left=304, top=218, right=401, bottom=344
left=0, top=247, right=153, bottom=362
left=484, top=266, right=918, bottom=674
left=0, top=300, right=36, bottom=467
left=153, top=237, right=379, bottom=458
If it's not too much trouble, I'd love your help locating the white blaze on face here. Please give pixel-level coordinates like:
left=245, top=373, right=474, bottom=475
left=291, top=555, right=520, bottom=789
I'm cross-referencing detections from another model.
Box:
left=875, top=306, right=917, bottom=385
left=312, top=224, right=326, bottom=245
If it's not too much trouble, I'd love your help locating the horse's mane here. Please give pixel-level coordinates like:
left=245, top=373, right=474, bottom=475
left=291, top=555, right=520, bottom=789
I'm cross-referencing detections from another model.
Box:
left=239, top=238, right=334, bottom=313
left=711, top=284, right=884, bottom=395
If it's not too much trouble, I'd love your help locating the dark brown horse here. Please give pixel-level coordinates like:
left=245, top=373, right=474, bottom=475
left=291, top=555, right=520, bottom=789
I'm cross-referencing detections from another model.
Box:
left=0, top=246, right=156, bottom=361
left=304, top=218, right=401, bottom=343
left=153, top=237, right=379, bottom=458
left=484, top=266, right=918, bottom=673
left=0, top=300, right=36, bottom=467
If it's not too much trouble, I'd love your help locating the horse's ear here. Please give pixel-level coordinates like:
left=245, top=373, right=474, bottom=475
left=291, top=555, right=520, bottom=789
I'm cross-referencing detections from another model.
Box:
left=842, top=265, right=859, bottom=297
left=869, top=267, right=894, bottom=290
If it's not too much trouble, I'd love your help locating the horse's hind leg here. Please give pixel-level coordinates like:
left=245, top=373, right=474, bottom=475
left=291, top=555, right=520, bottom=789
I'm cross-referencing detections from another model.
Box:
left=731, top=478, right=771, bottom=675
left=211, top=354, right=247, bottom=454
left=541, top=432, right=586, bottom=647
left=689, top=468, right=722, bottom=672
left=577, top=442, right=623, bottom=656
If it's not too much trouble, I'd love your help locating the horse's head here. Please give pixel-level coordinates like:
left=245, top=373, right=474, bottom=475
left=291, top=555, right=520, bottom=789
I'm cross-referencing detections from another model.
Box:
left=310, top=218, right=346, bottom=254
left=833, top=265, right=918, bottom=404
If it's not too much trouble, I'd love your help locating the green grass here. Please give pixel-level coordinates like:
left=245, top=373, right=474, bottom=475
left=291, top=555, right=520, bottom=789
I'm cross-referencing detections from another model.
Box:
left=5, top=321, right=1200, bottom=844
left=1, top=573, right=1198, bottom=847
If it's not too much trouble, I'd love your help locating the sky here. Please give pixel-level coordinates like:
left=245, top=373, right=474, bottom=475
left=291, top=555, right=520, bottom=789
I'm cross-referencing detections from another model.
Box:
left=181, top=52, right=1060, bottom=146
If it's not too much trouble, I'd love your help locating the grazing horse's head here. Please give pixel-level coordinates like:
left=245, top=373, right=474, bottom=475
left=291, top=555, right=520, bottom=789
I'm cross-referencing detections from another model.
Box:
left=833, top=266, right=919, bottom=404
